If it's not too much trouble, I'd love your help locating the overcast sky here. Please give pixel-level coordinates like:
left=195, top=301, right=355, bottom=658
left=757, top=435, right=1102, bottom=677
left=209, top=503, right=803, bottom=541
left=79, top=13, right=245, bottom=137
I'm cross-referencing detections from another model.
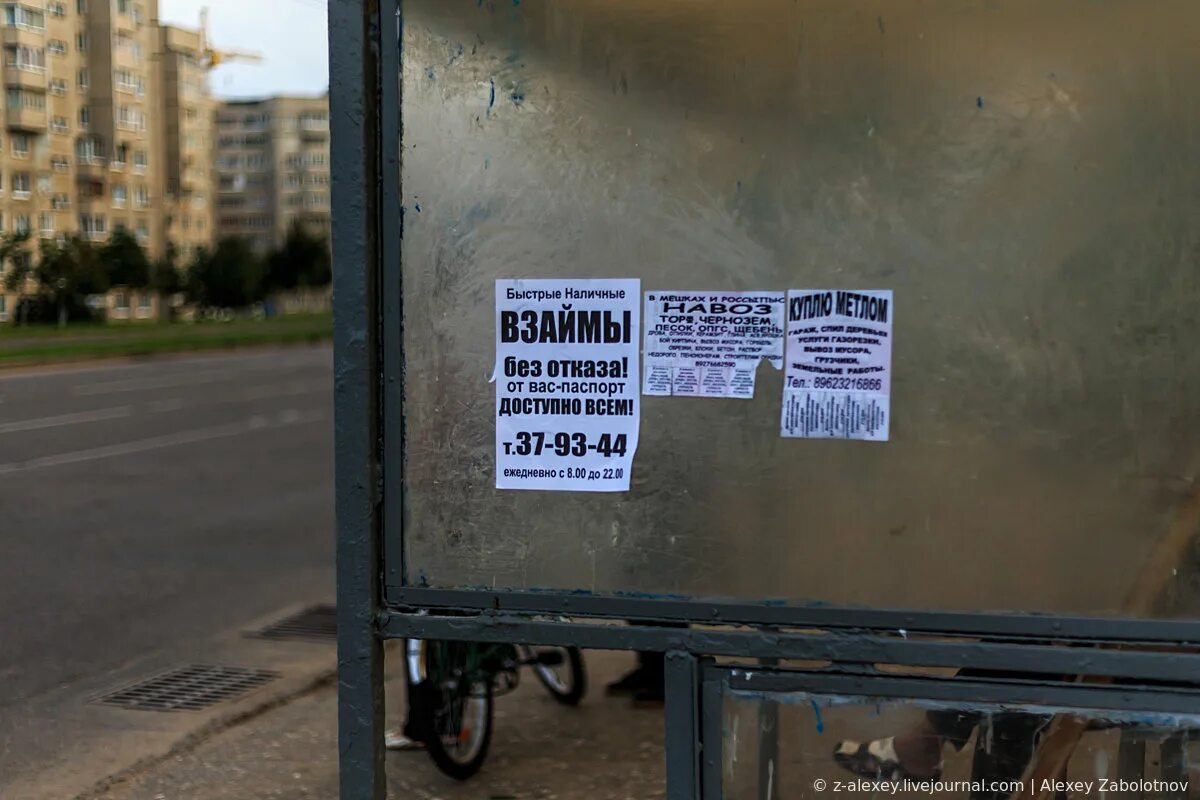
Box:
left=159, top=0, right=329, bottom=99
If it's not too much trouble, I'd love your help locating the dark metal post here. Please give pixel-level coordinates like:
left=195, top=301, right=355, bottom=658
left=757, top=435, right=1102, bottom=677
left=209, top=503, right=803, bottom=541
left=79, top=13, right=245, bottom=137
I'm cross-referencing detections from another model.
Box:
left=331, top=0, right=386, bottom=798
left=756, top=657, right=780, bottom=800
left=1114, top=732, right=1145, bottom=800
left=701, top=665, right=725, bottom=800
left=666, top=651, right=701, bottom=800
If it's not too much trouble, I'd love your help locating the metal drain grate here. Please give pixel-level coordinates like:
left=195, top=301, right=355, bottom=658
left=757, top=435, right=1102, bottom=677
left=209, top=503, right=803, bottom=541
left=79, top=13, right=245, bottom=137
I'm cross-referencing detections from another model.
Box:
left=95, top=665, right=279, bottom=712
left=254, top=604, right=337, bottom=641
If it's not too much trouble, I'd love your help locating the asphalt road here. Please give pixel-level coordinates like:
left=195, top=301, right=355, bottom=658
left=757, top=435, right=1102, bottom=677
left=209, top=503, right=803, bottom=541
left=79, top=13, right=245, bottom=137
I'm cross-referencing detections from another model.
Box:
left=0, top=346, right=334, bottom=709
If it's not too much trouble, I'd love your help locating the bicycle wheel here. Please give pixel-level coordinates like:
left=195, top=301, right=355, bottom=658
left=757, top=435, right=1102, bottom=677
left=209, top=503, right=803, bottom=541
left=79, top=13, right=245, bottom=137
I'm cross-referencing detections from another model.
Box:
left=529, top=646, right=587, bottom=706
left=420, top=641, right=494, bottom=780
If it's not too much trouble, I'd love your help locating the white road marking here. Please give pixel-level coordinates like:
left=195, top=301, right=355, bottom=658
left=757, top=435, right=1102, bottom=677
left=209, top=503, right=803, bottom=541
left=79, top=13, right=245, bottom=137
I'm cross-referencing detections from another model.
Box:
left=0, top=409, right=324, bottom=475
left=0, top=406, right=133, bottom=435
left=72, top=369, right=234, bottom=396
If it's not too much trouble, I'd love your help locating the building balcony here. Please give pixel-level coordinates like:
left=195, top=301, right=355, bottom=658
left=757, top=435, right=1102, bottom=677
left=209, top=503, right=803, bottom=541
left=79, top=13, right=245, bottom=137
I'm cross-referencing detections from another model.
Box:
left=3, top=25, right=44, bottom=48
left=6, top=105, right=45, bottom=132
left=76, top=157, right=107, bottom=180
left=113, top=47, right=140, bottom=70
left=4, top=64, right=46, bottom=90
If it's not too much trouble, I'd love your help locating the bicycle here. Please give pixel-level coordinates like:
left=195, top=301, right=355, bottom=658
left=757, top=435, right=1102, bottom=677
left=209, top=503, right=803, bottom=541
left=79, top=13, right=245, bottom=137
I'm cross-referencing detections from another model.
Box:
left=405, top=638, right=587, bottom=779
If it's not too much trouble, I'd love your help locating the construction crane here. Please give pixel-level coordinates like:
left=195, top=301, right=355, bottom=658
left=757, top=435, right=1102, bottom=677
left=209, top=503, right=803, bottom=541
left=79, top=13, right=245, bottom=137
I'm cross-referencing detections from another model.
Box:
left=199, top=7, right=264, bottom=71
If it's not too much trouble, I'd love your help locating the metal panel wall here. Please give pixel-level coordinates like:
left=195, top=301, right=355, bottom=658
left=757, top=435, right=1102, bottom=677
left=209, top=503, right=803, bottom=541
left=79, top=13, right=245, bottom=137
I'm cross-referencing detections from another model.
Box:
left=398, top=0, right=1200, bottom=618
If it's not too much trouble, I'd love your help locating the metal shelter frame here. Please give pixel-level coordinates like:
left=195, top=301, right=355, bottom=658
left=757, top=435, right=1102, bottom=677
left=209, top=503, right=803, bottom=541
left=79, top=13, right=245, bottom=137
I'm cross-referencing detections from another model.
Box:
left=330, top=1, right=1200, bottom=797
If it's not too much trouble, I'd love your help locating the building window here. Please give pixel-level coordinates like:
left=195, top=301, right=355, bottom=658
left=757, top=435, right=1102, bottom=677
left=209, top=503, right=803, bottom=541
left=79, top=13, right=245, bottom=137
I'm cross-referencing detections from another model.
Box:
left=75, top=0, right=86, bottom=12
left=115, top=69, right=139, bottom=94
left=47, top=40, right=67, bottom=57
left=49, top=78, right=67, bottom=95
left=11, top=133, right=29, bottom=157
left=14, top=214, right=29, bottom=233
left=116, top=105, right=144, bottom=132
left=79, top=213, right=105, bottom=238
left=7, top=89, right=44, bottom=111
left=76, top=136, right=103, bottom=163
left=11, top=172, right=30, bottom=199
left=5, top=4, right=46, bottom=31
left=38, top=212, right=52, bottom=235
left=77, top=67, right=88, bottom=89
left=112, top=184, right=126, bottom=208
left=78, top=105, right=89, bottom=126
left=48, top=2, right=65, bottom=17
left=5, top=45, right=46, bottom=72
left=135, top=222, right=148, bottom=246
left=51, top=192, right=69, bottom=208
left=75, top=33, right=87, bottom=53
left=116, top=0, right=130, bottom=12
left=133, top=149, right=147, bottom=170
left=51, top=115, right=68, bottom=133
left=134, top=185, right=148, bottom=208
left=51, top=155, right=69, bottom=171
left=0, top=294, right=7, bottom=322
left=36, top=172, right=49, bottom=194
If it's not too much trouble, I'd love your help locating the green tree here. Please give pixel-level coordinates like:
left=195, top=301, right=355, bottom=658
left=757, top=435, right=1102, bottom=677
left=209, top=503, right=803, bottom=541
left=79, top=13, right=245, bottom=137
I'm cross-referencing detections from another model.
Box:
left=37, top=235, right=107, bottom=328
left=99, top=226, right=150, bottom=289
left=0, top=231, right=32, bottom=325
left=186, top=237, right=265, bottom=310
left=265, top=221, right=332, bottom=293
left=150, top=242, right=184, bottom=296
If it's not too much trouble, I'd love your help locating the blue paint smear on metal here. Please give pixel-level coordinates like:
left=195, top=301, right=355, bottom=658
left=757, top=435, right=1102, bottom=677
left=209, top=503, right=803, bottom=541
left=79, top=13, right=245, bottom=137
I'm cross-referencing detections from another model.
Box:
left=488, top=79, right=496, bottom=111
left=811, top=699, right=825, bottom=733
left=425, top=66, right=435, bottom=80
left=414, top=203, right=422, bottom=213
left=510, top=90, right=525, bottom=105
left=976, top=96, right=984, bottom=109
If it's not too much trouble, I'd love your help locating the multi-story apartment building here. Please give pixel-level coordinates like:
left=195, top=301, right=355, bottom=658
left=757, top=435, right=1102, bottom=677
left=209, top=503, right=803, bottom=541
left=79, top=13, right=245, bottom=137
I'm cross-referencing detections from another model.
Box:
left=159, top=24, right=212, bottom=263
left=78, top=0, right=162, bottom=254
left=214, top=94, right=330, bottom=254
left=0, top=4, right=218, bottom=323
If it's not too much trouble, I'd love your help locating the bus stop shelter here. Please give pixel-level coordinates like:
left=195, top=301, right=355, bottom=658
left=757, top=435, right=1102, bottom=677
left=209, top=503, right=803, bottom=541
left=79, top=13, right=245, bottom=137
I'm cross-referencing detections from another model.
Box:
left=331, top=0, right=1200, bottom=796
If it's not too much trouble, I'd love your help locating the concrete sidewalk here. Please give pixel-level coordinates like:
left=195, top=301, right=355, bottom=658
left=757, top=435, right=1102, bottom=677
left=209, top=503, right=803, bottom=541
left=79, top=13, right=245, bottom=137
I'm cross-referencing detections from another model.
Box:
left=87, top=650, right=666, bottom=800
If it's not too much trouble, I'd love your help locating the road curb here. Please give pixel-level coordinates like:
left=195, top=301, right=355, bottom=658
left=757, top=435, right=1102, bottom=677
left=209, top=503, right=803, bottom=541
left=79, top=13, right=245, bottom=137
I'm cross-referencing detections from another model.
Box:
left=74, top=666, right=337, bottom=800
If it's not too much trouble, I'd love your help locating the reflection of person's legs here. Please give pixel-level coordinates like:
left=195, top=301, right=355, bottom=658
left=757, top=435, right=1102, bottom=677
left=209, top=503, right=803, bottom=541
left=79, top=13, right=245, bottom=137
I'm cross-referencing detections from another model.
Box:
left=967, top=713, right=1052, bottom=800
left=606, top=622, right=686, bottom=705
left=385, top=639, right=426, bottom=751
left=835, top=706, right=1049, bottom=785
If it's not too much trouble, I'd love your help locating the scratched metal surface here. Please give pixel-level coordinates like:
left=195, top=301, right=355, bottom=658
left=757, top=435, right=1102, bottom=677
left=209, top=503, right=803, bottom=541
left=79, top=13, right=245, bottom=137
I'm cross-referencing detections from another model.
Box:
left=400, top=0, right=1200, bottom=616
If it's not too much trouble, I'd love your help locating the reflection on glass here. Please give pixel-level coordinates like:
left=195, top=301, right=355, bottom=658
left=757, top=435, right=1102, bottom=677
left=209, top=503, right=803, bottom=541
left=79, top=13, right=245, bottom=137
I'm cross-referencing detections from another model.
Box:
left=401, top=0, right=1200, bottom=616
left=725, top=687, right=1198, bottom=799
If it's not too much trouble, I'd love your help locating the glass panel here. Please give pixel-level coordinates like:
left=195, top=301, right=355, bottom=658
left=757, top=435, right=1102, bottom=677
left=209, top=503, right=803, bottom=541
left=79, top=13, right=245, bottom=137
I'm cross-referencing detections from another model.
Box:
left=724, top=686, right=1200, bottom=799
left=400, top=0, right=1200, bottom=616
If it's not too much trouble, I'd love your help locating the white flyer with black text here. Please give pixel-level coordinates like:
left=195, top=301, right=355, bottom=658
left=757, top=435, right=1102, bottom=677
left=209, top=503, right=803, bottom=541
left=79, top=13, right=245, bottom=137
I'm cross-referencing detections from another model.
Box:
left=642, top=291, right=785, bottom=399
left=495, top=278, right=640, bottom=491
left=780, top=289, right=893, bottom=442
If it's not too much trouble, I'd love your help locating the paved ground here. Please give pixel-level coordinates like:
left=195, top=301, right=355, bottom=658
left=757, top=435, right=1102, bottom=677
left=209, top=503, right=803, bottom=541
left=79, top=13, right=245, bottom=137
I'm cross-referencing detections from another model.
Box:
left=0, top=346, right=336, bottom=797
left=90, top=649, right=667, bottom=800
